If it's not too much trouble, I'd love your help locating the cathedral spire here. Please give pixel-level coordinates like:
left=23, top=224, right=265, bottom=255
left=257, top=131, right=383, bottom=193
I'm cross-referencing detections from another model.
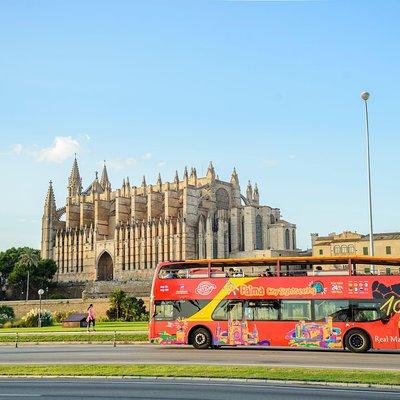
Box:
left=253, top=183, right=259, bottom=205
left=68, top=155, right=82, bottom=197
left=44, top=180, right=57, bottom=215
left=246, top=180, right=253, bottom=202
left=206, top=161, right=215, bottom=182
left=100, top=161, right=111, bottom=191
left=230, top=167, right=239, bottom=186
left=174, top=170, right=179, bottom=190
left=156, top=173, right=162, bottom=191
left=183, top=166, right=189, bottom=186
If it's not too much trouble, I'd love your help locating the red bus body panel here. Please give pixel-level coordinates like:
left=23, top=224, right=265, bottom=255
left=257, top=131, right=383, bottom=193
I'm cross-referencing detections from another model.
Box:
left=149, top=262, right=400, bottom=351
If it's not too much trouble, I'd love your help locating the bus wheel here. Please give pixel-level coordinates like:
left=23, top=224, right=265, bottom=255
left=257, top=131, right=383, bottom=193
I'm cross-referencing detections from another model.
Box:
left=345, top=329, right=370, bottom=353
left=191, top=327, right=212, bottom=349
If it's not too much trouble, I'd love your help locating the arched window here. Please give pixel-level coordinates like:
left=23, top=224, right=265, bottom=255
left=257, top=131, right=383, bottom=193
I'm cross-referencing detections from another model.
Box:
left=255, top=215, right=263, bottom=250
left=348, top=245, right=355, bottom=254
left=270, top=214, right=275, bottom=224
left=292, top=230, right=296, bottom=250
left=334, top=245, right=340, bottom=254
left=341, top=245, right=348, bottom=254
left=285, top=229, right=290, bottom=250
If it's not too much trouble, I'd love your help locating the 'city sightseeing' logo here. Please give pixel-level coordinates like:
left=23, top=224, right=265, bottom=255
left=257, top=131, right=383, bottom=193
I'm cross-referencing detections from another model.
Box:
left=195, top=281, right=217, bottom=296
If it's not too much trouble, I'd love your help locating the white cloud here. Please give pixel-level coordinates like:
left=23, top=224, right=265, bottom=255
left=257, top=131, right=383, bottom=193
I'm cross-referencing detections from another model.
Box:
left=11, top=144, right=23, bottom=155
left=156, top=161, right=166, bottom=168
left=35, top=136, right=80, bottom=163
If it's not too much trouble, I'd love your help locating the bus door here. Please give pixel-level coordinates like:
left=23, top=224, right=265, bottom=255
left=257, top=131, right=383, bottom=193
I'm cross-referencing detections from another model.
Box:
left=213, top=300, right=244, bottom=346
left=244, top=300, right=281, bottom=346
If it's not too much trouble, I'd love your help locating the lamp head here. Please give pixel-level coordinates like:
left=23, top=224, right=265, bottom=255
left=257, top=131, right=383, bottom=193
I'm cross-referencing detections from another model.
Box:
left=38, top=289, right=44, bottom=295
left=361, top=91, right=370, bottom=101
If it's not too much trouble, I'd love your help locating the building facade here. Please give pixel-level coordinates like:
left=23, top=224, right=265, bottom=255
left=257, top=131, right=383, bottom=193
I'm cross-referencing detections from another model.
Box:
left=41, top=158, right=297, bottom=282
left=311, top=231, right=400, bottom=274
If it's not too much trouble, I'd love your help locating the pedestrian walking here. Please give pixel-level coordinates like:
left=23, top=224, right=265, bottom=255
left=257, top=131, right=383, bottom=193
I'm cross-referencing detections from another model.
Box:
left=86, top=304, right=96, bottom=332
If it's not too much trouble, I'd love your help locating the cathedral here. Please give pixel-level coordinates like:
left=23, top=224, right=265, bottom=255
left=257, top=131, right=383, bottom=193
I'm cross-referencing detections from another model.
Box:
left=41, top=158, right=297, bottom=282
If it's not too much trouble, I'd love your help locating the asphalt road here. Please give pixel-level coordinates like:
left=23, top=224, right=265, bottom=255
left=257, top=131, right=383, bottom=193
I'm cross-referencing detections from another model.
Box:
left=0, top=344, right=399, bottom=370
left=0, top=378, right=398, bottom=400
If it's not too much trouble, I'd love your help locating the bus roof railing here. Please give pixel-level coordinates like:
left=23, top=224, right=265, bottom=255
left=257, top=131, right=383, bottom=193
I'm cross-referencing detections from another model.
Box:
left=159, top=256, right=400, bottom=266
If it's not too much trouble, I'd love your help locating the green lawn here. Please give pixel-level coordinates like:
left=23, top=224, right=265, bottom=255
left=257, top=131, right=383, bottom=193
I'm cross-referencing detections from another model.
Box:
left=0, top=321, right=148, bottom=333
left=0, top=332, right=147, bottom=343
left=0, top=364, right=398, bottom=386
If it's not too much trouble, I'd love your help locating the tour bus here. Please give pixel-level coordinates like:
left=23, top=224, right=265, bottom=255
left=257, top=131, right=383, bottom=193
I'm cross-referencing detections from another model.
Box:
left=148, top=256, right=400, bottom=353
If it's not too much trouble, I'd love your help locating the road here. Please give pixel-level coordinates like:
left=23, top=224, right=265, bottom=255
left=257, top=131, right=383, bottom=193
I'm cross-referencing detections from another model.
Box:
left=0, top=378, right=398, bottom=400
left=0, top=344, right=399, bottom=370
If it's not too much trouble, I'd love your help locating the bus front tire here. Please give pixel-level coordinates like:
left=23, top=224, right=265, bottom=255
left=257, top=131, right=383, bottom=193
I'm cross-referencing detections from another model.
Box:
left=345, top=329, right=371, bottom=353
left=191, top=327, right=212, bottom=349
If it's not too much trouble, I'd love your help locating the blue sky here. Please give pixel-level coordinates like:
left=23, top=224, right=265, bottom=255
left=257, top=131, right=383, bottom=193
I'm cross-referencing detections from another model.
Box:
left=0, top=0, right=399, bottom=251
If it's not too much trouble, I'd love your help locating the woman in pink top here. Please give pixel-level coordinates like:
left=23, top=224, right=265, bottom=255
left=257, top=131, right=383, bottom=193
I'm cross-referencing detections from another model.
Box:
left=86, top=304, right=96, bottom=332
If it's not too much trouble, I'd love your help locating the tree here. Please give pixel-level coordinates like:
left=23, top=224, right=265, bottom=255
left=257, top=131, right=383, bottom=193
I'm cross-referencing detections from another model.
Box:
left=8, top=251, right=56, bottom=300
left=18, top=248, right=39, bottom=300
left=109, top=289, right=127, bottom=319
left=0, top=247, right=34, bottom=299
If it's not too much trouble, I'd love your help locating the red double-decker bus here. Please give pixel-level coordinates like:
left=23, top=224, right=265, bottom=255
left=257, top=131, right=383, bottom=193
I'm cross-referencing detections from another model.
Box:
left=149, top=256, right=400, bottom=353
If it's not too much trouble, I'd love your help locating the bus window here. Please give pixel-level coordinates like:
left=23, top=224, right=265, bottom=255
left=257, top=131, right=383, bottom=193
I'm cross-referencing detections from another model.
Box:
left=172, top=300, right=210, bottom=319
left=154, top=301, right=174, bottom=321
left=246, top=300, right=280, bottom=321
left=314, top=300, right=350, bottom=322
left=212, top=300, right=243, bottom=321
left=281, top=300, right=312, bottom=321
left=351, top=300, right=384, bottom=322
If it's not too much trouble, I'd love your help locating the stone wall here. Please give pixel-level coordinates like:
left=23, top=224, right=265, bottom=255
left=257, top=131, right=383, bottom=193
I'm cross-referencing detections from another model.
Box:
left=2, top=297, right=149, bottom=319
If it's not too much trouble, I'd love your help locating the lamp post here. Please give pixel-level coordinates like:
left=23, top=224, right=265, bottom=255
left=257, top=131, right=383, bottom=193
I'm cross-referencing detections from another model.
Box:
left=361, top=91, right=375, bottom=269
left=38, top=289, right=44, bottom=328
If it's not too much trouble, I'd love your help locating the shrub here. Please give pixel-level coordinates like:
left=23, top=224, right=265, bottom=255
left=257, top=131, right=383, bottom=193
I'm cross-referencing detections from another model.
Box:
left=53, top=310, right=77, bottom=323
left=2, top=321, right=13, bottom=328
left=107, top=290, right=148, bottom=322
left=0, top=305, right=15, bottom=324
left=21, top=308, right=53, bottom=327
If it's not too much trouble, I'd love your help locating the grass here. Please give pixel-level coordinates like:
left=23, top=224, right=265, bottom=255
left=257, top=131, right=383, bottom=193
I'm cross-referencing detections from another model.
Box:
left=0, top=322, right=148, bottom=333
left=0, top=364, right=398, bottom=385
left=0, top=333, right=147, bottom=343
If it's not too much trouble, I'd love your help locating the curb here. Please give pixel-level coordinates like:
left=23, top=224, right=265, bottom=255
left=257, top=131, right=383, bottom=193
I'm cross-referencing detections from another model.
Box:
left=0, top=375, right=398, bottom=390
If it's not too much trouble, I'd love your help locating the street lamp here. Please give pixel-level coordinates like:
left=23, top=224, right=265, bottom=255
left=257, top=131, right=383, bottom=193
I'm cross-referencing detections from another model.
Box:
left=38, top=289, right=44, bottom=328
left=361, top=91, right=375, bottom=270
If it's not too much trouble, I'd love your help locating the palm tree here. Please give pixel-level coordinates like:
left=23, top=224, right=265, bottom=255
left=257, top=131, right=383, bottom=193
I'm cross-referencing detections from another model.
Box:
left=19, top=248, right=39, bottom=301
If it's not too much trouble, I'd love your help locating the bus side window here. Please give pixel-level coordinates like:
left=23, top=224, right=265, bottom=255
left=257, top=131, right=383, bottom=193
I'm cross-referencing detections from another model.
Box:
left=212, top=300, right=243, bottom=320
left=154, top=301, right=174, bottom=321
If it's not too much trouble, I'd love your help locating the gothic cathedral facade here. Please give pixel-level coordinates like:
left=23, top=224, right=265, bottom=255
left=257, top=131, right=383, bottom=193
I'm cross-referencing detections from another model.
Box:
left=41, top=158, right=297, bottom=282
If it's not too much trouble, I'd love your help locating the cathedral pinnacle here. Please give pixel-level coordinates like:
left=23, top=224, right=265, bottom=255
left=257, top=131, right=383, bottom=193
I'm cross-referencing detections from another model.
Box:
left=156, top=173, right=162, bottom=190
left=100, top=161, right=111, bottom=191
left=246, top=180, right=253, bottom=201
left=206, top=161, right=215, bottom=181
left=253, top=183, right=260, bottom=205
left=141, top=175, right=147, bottom=188
left=230, top=167, right=239, bottom=186
left=44, top=180, right=57, bottom=215
left=68, top=156, right=82, bottom=197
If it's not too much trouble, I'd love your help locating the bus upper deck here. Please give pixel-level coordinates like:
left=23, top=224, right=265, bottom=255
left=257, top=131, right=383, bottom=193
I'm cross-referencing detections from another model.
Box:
left=155, top=256, right=400, bottom=279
